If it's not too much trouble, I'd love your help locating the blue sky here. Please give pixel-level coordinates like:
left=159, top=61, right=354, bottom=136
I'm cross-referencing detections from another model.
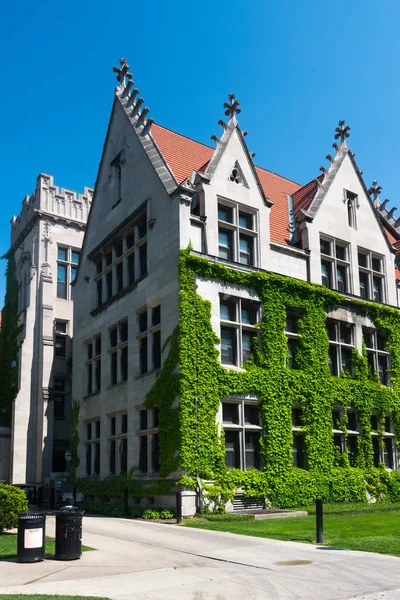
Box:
left=1, top=0, right=399, bottom=303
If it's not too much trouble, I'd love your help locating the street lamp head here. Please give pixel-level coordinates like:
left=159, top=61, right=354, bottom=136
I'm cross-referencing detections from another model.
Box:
left=65, top=450, right=72, bottom=463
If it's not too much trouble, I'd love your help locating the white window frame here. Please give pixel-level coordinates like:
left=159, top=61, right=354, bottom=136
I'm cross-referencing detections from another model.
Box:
left=219, top=295, right=260, bottom=368
left=217, top=199, right=258, bottom=267
left=358, top=248, right=386, bottom=303
left=363, top=327, right=391, bottom=386
left=320, top=236, right=351, bottom=293
left=332, top=406, right=360, bottom=466
left=57, top=245, right=80, bottom=301
left=221, top=396, right=263, bottom=471
left=326, top=320, right=355, bottom=377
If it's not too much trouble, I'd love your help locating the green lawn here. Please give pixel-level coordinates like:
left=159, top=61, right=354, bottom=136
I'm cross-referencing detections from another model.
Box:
left=183, top=509, right=400, bottom=556
left=0, top=535, right=93, bottom=559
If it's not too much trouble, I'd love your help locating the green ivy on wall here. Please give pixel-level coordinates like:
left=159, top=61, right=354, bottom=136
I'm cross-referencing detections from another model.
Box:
left=151, top=249, right=400, bottom=507
left=0, top=254, right=20, bottom=427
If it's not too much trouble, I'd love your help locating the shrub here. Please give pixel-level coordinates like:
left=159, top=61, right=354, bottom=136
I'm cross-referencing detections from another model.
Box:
left=159, top=510, right=175, bottom=519
left=142, top=509, right=160, bottom=519
left=0, top=484, right=28, bottom=530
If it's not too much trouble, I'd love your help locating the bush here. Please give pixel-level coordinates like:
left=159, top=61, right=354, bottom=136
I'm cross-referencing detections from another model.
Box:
left=159, top=510, right=175, bottom=519
left=142, top=509, right=160, bottom=519
left=0, top=483, right=28, bottom=530
left=329, top=468, right=366, bottom=503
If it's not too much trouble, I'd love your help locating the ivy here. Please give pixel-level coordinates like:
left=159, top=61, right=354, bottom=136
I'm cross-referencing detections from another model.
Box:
left=170, top=249, right=400, bottom=507
left=0, top=254, right=20, bottom=426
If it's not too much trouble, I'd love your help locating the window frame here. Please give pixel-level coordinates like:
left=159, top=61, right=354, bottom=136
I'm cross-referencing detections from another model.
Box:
left=363, top=327, right=391, bottom=386
left=85, top=335, right=102, bottom=395
left=358, top=248, right=386, bottom=303
left=108, top=319, right=129, bottom=386
left=326, top=319, right=355, bottom=377
left=136, top=305, right=161, bottom=376
left=217, top=200, right=258, bottom=267
left=57, top=246, right=80, bottom=301
left=219, top=295, right=260, bottom=368
left=320, top=236, right=351, bottom=293
left=137, top=407, right=160, bottom=474
left=221, top=396, right=263, bottom=471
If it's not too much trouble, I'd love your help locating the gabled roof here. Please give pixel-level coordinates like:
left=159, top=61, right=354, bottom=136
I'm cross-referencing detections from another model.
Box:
left=151, top=123, right=301, bottom=245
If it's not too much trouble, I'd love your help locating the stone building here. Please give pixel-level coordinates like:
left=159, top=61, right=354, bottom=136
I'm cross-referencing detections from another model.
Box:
left=6, top=174, right=92, bottom=490
left=73, top=59, right=400, bottom=513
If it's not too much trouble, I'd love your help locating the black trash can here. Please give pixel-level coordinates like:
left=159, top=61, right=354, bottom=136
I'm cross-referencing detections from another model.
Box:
left=17, top=513, right=46, bottom=563
left=55, top=507, right=83, bottom=560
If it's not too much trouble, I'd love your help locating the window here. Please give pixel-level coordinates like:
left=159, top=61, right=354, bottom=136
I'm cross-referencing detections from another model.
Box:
left=320, top=237, right=350, bottom=293
left=107, top=413, right=128, bottom=474
left=85, top=419, right=100, bottom=475
left=285, top=312, right=302, bottom=369
left=137, top=305, right=161, bottom=375
left=54, top=321, right=68, bottom=358
left=57, top=246, right=80, bottom=300
left=218, top=202, right=257, bottom=266
left=221, top=397, right=263, bottom=470
left=111, top=152, right=123, bottom=206
left=358, top=249, right=386, bottom=302
left=109, top=319, right=128, bottom=385
left=53, top=379, right=66, bottom=419
left=137, top=408, right=160, bottom=474
left=346, top=190, right=358, bottom=229
left=363, top=328, right=391, bottom=386
left=220, top=296, right=259, bottom=367
left=292, top=407, right=306, bottom=468
left=326, top=320, right=354, bottom=377
left=371, top=414, right=397, bottom=469
left=93, top=208, right=147, bottom=307
left=229, top=165, right=245, bottom=186
left=332, top=407, right=360, bottom=466
left=85, top=335, right=101, bottom=395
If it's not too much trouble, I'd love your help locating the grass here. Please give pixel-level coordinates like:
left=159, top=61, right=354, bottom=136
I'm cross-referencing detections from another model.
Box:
left=0, top=597, right=110, bottom=600
left=0, top=534, right=94, bottom=559
left=183, top=507, right=400, bottom=556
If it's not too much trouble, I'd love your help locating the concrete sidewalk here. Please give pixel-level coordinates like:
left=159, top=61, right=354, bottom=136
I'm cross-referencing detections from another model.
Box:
left=1, top=516, right=400, bottom=599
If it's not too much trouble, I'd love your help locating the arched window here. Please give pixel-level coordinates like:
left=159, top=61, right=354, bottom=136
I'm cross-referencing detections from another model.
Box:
left=346, top=191, right=358, bottom=229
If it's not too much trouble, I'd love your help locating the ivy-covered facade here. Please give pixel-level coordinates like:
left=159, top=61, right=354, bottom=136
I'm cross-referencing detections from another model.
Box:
left=73, top=59, right=400, bottom=512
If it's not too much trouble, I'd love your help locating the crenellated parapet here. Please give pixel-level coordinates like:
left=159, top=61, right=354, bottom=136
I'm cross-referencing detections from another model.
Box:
left=10, top=173, right=93, bottom=249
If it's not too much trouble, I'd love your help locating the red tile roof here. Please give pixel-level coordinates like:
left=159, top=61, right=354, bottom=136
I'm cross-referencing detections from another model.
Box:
left=152, top=123, right=301, bottom=245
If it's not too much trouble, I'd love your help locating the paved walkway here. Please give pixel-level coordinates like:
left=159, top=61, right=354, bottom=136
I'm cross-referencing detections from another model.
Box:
left=1, top=516, right=400, bottom=599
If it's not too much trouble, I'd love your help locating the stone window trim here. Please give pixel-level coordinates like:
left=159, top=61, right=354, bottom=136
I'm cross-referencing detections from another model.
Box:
left=57, top=245, right=80, bottom=301
left=228, top=162, right=247, bottom=187
left=85, top=334, right=102, bottom=396
left=137, top=407, right=160, bottom=475
left=320, top=236, right=351, bottom=294
left=107, top=412, right=128, bottom=475
left=217, top=199, right=258, bottom=267
left=332, top=406, right=360, bottom=466
left=345, top=189, right=358, bottom=230
left=136, top=304, right=161, bottom=377
left=219, top=294, right=260, bottom=369
left=221, top=396, right=263, bottom=471
left=91, top=206, right=148, bottom=310
left=358, top=248, right=386, bottom=303
left=85, top=418, right=101, bottom=476
left=292, top=405, right=306, bottom=469
left=108, top=319, right=128, bottom=386
left=285, top=311, right=303, bottom=369
left=54, top=320, right=69, bottom=359
left=371, top=412, right=397, bottom=469
left=363, top=327, right=391, bottom=386
left=326, top=319, right=355, bottom=377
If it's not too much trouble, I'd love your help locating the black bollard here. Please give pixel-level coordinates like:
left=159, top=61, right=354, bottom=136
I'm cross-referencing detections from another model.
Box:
left=316, top=498, right=324, bottom=544
left=176, top=492, right=182, bottom=524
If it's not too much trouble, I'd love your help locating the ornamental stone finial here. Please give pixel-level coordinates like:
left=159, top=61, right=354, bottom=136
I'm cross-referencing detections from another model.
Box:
left=334, top=119, right=351, bottom=143
left=224, top=93, right=241, bottom=118
left=113, top=58, right=133, bottom=86
left=368, top=180, right=382, bottom=201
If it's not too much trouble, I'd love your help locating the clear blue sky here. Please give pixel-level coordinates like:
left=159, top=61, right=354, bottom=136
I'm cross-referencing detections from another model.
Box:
left=1, top=0, right=399, bottom=303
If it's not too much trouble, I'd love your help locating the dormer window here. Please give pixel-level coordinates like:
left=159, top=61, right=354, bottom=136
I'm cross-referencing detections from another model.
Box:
left=218, top=201, right=257, bottom=266
left=346, top=190, right=358, bottom=229
left=320, top=236, right=351, bottom=293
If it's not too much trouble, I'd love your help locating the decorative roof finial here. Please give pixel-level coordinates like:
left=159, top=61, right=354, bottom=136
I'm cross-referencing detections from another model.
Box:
left=368, top=180, right=382, bottom=201
left=113, top=58, right=133, bottom=86
left=334, top=119, right=351, bottom=143
left=224, top=94, right=241, bottom=118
